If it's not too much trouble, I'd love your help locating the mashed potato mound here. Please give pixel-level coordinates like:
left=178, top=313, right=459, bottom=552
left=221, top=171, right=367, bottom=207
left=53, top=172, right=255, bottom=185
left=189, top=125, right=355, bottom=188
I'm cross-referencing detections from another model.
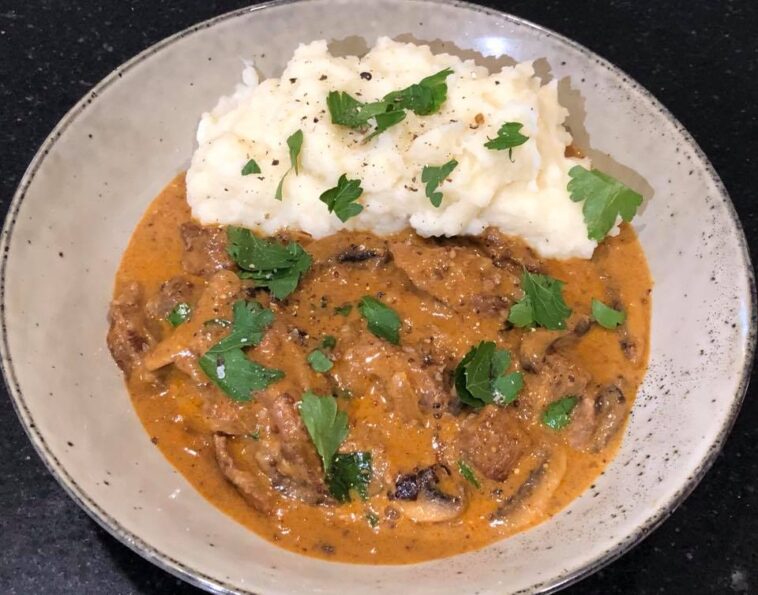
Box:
left=186, top=37, right=599, bottom=259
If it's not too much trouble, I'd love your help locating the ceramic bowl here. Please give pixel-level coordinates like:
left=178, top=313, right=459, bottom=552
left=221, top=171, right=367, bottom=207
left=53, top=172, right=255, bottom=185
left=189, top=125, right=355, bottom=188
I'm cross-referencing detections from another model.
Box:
left=2, top=0, right=754, bottom=593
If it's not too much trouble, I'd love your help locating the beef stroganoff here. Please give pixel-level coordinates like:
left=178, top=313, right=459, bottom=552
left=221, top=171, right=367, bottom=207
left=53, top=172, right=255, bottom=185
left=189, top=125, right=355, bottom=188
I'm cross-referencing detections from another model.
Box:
left=108, top=39, right=650, bottom=563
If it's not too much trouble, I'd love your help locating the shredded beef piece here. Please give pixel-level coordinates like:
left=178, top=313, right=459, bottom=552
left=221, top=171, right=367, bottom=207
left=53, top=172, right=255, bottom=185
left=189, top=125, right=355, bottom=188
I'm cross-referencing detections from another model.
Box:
left=180, top=222, right=234, bottom=277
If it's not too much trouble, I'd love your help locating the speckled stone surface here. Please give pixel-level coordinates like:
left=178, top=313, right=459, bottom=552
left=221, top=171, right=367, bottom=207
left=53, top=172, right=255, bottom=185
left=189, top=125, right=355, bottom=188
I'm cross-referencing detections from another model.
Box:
left=0, top=1, right=756, bottom=593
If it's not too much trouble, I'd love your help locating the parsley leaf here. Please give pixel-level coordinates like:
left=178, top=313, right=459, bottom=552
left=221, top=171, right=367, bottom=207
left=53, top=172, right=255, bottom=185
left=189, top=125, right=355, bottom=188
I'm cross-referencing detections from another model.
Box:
left=461, top=341, right=496, bottom=402
left=591, top=298, right=626, bottom=329
left=492, top=372, right=524, bottom=406
left=299, top=391, right=348, bottom=473
left=326, top=91, right=389, bottom=128
left=358, top=296, right=401, bottom=345
left=484, top=122, right=529, bottom=159
left=226, top=226, right=312, bottom=300
left=241, top=159, right=261, bottom=176
left=274, top=176, right=286, bottom=201
left=364, top=108, right=406, bottom=142
left=567, top=165, right=643, bottom=241
left=321, top=335, right=337, bottom=349
left=274, top=129, right=304, bottom=200
left=508, top=271, right=571, bottom=330
left=206, top=300, right=274, bottom=354
left=307, top=349, right=333, bottom=373
left=542, top=395, right=579, bottom=430
left=454, top=342, right=524, bottom=409
left=327, top=452, right=372, bottom=502
left=166, top=303, right=191, bottom=327
left=458, top=460, right=481, bottom=489
left=422, top=159, right=458, bottom=207
left=319, top=174, right=364, bottom=222
left=287, top=129, right=303, bottom=175
left=384, top=68, right=454, bottom=115
left=199, top=349, right=283, bottom=402
left=327, top=68, right=452, bottom=141
left=491, top=349, right=511, bottom=376
left=334, top=304, right=353, bottom=316
left=366, top=511, right=379, bottom=528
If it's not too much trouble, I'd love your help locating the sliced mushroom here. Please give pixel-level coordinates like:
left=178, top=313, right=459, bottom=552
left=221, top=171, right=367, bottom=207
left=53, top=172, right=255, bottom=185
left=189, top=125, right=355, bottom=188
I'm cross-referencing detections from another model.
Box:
left=589, top=384, right=628, bottom=451
left=491, top=448, right=567, bottom=529
left=337, top=244, right=385, bottom=263
left=518, top=315, right=592, bottom=373
left=390, top=465, right=465, bottom=523
left=567, top=384, right=628, bottom=452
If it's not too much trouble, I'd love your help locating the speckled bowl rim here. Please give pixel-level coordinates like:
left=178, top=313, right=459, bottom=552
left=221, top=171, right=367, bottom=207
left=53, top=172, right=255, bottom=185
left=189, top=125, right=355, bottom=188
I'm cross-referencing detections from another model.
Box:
left=1, top=1, right=755, bottom=593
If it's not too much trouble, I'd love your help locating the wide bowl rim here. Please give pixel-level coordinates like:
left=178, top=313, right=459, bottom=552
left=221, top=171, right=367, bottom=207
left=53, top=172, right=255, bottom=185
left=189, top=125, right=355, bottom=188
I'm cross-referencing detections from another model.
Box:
left=1, top=0, right=755, bottom=593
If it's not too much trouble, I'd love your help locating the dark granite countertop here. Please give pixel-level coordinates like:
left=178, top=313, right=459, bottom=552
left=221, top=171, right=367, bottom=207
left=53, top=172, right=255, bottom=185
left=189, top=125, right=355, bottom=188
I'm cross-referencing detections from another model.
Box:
left=1, top=1, right=756, bottom=593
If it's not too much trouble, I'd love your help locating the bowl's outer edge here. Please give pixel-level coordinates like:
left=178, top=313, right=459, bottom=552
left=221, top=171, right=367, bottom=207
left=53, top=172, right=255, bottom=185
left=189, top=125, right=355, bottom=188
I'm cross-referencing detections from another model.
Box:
left=0, top=1, right=754, bottom=594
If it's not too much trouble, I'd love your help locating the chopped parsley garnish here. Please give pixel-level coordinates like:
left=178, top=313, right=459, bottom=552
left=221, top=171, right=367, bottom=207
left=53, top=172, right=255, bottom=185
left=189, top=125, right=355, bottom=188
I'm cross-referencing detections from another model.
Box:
left=274, top=129, right=304, bottom=200
left=334, top=304, right=353, bottom=316
left=307, top=349, right=333, bottom=373
left=422, top=159, right=458, bottom=207
left=365, top=511, right=379, bottom=528
left=326, top=91, right=389, bottom=128
left=319, top=174, right=364, bottom=222
left=226, top=226, right=312, bottom=300
left=321, top=335, right=337, bottom=349
left=508, top=271, right=571, bottom=330
left=327, top=68, right=453, bottom=140
left=358, top=296, right=401, bottom=345
left=328, top=452, right=372, bottom=503
left=591, top=298, right=626, bottom=329
left=205, top=300, right=274, bottom=354
left=384, top=68, right=454, bottom=115
left=241, top=159, right=261, bottom=176
left=484, top=122, right=529, bottom=159
left=454, top=341, right=524, bottom=409
left=567, top=165, right=643, bottom=241
left=198, top=299, right=281, bottom=401
left=458, top=460, right=481, bottom=489
left=364, top=109, right=406, bottom=142
left=542, top=396, right=579, bottom=430
left=299, top=392, right=348, bottom=473
left=287, top=129, right=303, bottom=175
left=198, top=349, right=283, bottom=402
left=299, top=392, right=374, bottom=503
left=166, top=302, right=191, bottom=327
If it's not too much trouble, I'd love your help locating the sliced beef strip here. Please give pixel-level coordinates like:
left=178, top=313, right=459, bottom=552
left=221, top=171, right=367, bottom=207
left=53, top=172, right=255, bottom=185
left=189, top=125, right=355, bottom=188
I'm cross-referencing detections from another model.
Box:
left=180, top=222, right=234, bottom=277
left=389, top=240, right=520, bottom=314
left=107, top=281, right=156, bottom=381
left=145, top=276, right=198, bottom=321
left=254, top=392, right=328, bottom=504
left=212, top=391, right=327, bottom=507
left=476, top=227, right=543, bottom=273
left=459, top=405, right=533, bottom=481
left=336, top=332, right=452, bottom=420
left=203, top=394, right=260, bottom=435
left=213, top=434, right=278, bottom=514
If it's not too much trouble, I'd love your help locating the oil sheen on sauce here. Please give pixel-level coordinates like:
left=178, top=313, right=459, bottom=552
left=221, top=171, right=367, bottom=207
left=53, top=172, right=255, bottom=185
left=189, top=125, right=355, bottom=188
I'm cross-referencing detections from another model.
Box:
left=114, top=175, right=651, bottom=564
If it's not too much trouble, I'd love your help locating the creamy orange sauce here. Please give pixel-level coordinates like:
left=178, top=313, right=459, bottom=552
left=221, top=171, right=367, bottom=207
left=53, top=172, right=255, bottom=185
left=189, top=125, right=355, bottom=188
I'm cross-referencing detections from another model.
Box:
left=113, top=175, right=651, bottom=564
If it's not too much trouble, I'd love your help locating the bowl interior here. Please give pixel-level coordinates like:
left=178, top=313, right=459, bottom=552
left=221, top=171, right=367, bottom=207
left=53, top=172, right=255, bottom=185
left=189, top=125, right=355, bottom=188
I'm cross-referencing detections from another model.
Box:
left=2, top=0, right=753, bottom=593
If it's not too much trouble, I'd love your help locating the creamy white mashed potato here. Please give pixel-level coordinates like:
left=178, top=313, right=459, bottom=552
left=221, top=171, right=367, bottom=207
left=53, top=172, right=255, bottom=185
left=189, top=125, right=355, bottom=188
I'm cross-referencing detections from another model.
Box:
left=186, top=37, right=599, bottom=259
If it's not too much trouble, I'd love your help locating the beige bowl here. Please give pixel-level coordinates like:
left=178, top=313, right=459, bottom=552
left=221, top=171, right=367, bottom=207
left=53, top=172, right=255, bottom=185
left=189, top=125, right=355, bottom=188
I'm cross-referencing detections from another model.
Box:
left=2, top=1, right=754, bottom=593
